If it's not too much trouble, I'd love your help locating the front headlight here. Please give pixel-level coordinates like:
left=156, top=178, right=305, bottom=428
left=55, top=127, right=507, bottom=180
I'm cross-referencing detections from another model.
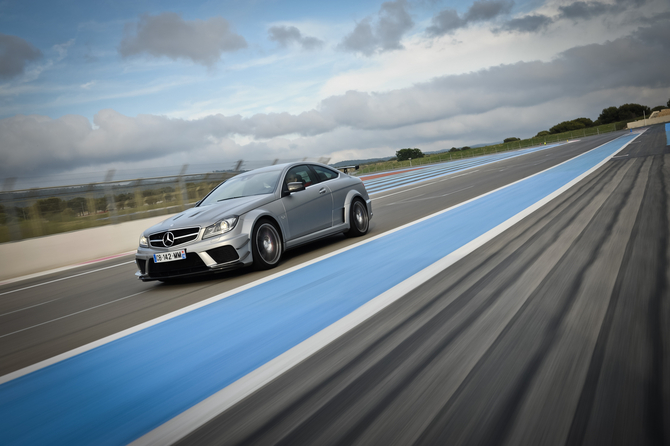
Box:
left=203, top=216, right=238, bottom=240
left=139, top=235, right=148, bottom=247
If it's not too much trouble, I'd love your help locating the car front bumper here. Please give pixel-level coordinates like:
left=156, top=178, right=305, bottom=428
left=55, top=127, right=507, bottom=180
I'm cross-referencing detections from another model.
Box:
left=135, top=232, right=252, bottom=281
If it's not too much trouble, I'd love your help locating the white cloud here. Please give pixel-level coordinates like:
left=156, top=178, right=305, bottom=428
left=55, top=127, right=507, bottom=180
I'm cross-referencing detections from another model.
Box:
left=2, top=6, right=669, bottom=180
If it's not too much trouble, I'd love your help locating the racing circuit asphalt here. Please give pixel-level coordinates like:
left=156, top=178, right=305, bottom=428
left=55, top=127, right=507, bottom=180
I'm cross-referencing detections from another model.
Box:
left=1, top=126, right=668, bottom=445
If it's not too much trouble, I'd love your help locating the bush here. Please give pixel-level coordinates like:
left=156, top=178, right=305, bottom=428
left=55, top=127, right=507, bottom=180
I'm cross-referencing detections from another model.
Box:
left=535, top=130, right=551, bottom=137
left=504, top=137, right=520, bottom=143
left=144, top=196, right=159, bottom=206
left=449, top=147, right=460, bottom=152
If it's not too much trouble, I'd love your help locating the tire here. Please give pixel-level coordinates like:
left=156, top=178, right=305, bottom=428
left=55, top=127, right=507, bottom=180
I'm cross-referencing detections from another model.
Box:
left=346, top=199, right=369, bottom=237
left=252, top=219, right=283, bottom=270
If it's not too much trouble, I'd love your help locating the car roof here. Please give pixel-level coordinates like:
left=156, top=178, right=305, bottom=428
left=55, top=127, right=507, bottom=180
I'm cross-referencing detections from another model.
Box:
left=240, top=161, right=335, bottom=175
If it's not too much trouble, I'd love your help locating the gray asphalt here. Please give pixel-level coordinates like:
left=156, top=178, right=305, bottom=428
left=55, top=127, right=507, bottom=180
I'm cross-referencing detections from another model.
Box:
left=2, top=128, right=666, bottom=445
left=174, top=126, right=669, bottom=445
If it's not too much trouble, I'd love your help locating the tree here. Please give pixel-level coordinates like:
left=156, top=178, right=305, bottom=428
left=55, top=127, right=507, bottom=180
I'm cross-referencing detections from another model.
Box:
left=449, top=147, right=460, bottom=152
left=651, top=105, right=667, bottom=112
left=67, top=197, right=88, bottom=215
left=598, top=106, right=619, bottom=124
left=396, top=148, right=424, bottom=161
left=617, top=103, right=650, bottom=120
left=535, top=130, right=551, bottom=137
left=504, top=137, right=520, bottom=143
left=36, top=197, right=65, bottom=218
left=572, top=117, right=594, bottom=127
left=667, top=98, right=670, bottom=107
left=95, top=197, right=108, bottom=212
left=550, top=120, right=586, bottom=134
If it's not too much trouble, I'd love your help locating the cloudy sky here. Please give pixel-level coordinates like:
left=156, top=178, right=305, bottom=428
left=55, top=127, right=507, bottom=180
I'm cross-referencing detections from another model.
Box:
left=1, top=0, right=669, bottom=186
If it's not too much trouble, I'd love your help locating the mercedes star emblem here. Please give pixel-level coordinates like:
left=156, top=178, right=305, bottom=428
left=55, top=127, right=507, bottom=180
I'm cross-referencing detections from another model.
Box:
left=163, top=232, right=175, bottom=247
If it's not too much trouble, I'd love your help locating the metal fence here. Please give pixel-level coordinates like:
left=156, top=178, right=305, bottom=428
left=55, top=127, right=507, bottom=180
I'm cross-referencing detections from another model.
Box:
left=0, top=157, right=330, bottom=243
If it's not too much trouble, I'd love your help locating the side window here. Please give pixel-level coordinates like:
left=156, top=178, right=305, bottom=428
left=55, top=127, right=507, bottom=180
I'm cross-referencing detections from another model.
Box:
left=311, top=165, right=339, bottom=182
left=285, top=165, right=317, bottom=189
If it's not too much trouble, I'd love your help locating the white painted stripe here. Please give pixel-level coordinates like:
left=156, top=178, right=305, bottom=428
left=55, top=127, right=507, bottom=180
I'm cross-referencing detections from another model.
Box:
left=0, top=132, right=641, bottom=390
left=0, top=291, right=148, bottom=339
left=0, top=298, right=61, bottom=317
left=0, top=251, right=136, bottom=287
left=0, top=261, right=136, bottom=297
left=130, top=131, right=643, bottom=445
left=371, top=171, right=478, bottom=200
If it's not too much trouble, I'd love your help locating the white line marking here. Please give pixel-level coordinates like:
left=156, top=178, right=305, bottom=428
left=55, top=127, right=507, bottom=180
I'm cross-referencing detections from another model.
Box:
left=133, top=130, right=644, bottom=446
left=381, top=186, right=474, bottom=207
left=0, top=291, right=147, bottom=339
left=371, top=171, right=478, bottom=200
left=0, top=131, right=643, bottom=393
left=0, top=251, right=136, bottom=287
left=0, top=298, right=61, bottom=318
left=0, top=261, right=136, bottom=297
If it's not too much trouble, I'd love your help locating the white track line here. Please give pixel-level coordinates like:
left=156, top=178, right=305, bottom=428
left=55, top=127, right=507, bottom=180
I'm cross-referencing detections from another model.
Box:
left=0, top=132, right=642, bottom=421
left=0, top=261, right=135, bottom=297
left=0, top=251, right=136, bottom=287
left=130, top=131, right=643, bottom=445
left=0, top=291, right=148, bottom=339
left=371, top=171, right=478, bottom=200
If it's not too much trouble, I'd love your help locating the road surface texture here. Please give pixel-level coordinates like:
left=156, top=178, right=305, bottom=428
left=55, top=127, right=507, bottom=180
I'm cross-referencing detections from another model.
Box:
left=1, top=127, right=667, bottom=446
left=0, top=133, right=623, bottom=378
left=176, top=125, right=669, bottom=445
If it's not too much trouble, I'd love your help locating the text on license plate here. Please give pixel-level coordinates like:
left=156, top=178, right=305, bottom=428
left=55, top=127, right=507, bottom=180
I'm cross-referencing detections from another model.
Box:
left=154, top=250, right=186, bottom=263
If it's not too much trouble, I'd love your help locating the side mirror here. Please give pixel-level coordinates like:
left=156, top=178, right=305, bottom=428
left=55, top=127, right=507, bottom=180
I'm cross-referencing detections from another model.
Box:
left=287, top=182, right=305, bottom=193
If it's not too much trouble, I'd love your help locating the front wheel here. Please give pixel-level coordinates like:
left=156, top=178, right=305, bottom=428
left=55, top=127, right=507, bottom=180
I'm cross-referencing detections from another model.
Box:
left=346, top=199, right=369, bottom=237
left=252, top=220, right=283, bottom=270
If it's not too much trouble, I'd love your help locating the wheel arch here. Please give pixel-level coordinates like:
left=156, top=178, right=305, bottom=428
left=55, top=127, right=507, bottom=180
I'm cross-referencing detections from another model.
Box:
left=342, top=190, right=368, bottom=227
left=240, top=209, right=286, bottom=248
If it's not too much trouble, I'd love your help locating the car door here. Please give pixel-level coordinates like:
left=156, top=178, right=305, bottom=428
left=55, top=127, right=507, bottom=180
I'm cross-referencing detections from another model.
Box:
left=281, top=165, right=333, bottom=239
left=310, top=164, right=347, bottom=225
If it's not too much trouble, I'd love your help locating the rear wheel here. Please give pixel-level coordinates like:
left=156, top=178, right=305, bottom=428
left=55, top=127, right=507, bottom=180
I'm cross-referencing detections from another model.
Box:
left=252, top=219, right=283, bottom=270
left=346, top=199, right=369, bottom=237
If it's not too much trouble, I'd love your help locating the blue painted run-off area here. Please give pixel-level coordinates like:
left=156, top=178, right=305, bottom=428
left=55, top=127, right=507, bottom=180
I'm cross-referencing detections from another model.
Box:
left=665, top=123, right=670, bottom=146
left=0, top=134, right=637, bottom=446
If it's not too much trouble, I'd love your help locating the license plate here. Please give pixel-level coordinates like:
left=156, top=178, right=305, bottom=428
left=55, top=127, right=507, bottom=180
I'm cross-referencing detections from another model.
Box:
left=153, top=250, right=186, bottom=263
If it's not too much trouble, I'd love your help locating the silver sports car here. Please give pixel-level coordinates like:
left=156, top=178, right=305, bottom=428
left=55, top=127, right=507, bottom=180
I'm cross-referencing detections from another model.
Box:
left=135, top=162, right=372, bottom=281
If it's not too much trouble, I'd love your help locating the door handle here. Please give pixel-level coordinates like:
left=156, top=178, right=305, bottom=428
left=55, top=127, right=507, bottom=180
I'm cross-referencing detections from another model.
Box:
left=319, top=188, right=327, bottom=194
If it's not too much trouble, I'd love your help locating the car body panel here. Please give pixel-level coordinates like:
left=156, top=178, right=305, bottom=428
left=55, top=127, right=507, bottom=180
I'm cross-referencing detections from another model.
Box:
left=135, top=162, right=372, bottom=281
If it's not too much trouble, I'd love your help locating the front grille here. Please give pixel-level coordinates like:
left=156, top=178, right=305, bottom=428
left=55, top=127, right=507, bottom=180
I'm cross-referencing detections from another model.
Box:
left=207, top=245, right=240, bottom=264
left=148, top=253, right=208, bottom=278
left=136, top=259, right=146, bottom=274
left=150, top=227, right=200, bottom=248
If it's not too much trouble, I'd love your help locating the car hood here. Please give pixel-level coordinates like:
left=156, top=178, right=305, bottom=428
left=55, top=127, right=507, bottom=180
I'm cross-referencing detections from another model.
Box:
left=143, top=194, right=276, bottom=235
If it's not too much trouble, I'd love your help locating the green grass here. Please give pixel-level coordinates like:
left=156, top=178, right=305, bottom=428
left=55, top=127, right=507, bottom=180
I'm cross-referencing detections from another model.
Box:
left=0, top=120, right=633, bottom=243
left=354, top=122, right=623, bottom=175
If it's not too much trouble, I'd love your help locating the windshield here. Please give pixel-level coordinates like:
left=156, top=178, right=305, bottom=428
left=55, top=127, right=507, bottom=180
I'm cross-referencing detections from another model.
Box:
left=200, top=169, right=282, bottom=206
